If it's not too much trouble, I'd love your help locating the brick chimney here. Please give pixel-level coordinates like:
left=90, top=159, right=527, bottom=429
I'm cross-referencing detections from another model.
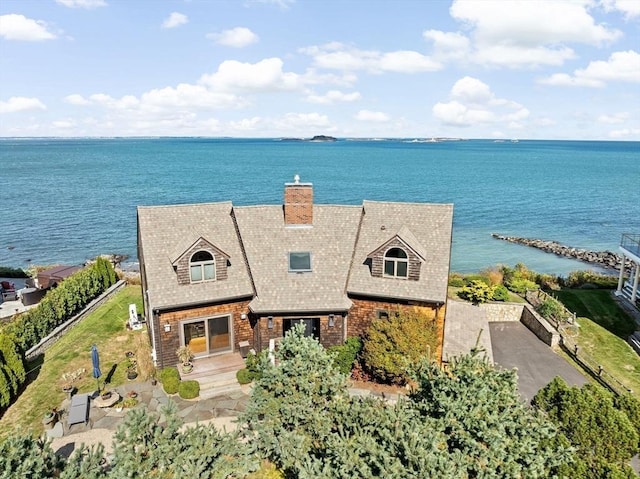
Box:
left=284, top=174, right=313, bottom=225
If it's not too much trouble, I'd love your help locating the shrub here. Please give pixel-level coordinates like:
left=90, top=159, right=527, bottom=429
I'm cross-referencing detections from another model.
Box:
left=491, top=284, right=510, bottom=302
left=328, top=337, right=362, bottom=375
left=480, top=266, right=504, bottom=286
left=458, top=279, right=494, bottom=304
left=563, top=270, right=618, bottom=289
left=537, top=298, right=568, bottom=322
left=237, top=368, right=253, bottom=385
left=505, top=277, right=538, bottom=294
left=0, top=267, right=27, bottom=278
left=178, top=380, right=200, bottom=399
left=0, top=334, right=26, bottom=409
left=448, top=274, right=465, bottom=288
left=464, top=274, right=491, bottom=286
left=159, top=367, right=180, bottom=384
left=163, top=376, right=180, bottom=395
left=361, top=307, right=439, bottom=385
left=245, top=350, right=268, bottom=382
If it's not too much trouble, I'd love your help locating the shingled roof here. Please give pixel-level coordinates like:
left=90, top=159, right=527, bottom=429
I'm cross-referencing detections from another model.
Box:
left=347, top=201, right=453, bottom=303
left=138, top=187, right=453, bottom=313
left=137, top=202, right=254, bottom=309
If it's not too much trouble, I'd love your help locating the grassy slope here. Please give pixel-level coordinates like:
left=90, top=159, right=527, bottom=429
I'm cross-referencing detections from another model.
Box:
left=555, top=289, right=640, bottom=396
left=0, top=285, right=146, bottom=440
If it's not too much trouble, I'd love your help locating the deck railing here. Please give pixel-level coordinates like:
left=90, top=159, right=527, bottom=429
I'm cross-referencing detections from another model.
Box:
left=621, top=233, right=640, bottom=258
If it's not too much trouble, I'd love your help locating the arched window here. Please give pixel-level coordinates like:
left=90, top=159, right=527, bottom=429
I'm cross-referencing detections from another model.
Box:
left=190, top=251, right=215, bottom=283
left=384, top=247, right=408, bottom=278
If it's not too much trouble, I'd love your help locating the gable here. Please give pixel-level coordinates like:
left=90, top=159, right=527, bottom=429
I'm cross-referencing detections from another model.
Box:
left=172, top=237, right=231, bottom=285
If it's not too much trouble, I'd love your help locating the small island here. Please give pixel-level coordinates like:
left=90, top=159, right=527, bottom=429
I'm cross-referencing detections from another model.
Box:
left=279, top=135, right=337, bottom=142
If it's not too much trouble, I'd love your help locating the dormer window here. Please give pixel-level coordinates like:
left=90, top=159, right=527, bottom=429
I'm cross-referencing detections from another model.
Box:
left=384, top=248, right=408, bottom=278
left=289, top=252, right=312, bottom=272
left=190, top=251, right=215, bottom=283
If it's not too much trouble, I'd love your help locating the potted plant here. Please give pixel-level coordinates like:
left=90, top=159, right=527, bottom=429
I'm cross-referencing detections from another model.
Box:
left=176, top=345, right=194, bottom=373
left=125, top=358, right=138, bottom=380
left=60, top=368, right=85, bottom=395
left=42, top=408, right=57, bottom=428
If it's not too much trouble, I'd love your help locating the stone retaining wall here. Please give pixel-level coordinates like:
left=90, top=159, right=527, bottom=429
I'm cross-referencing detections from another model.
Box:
left=478, top=301, right=559, bottom=348
left=26, top=280, right=127, bottom=360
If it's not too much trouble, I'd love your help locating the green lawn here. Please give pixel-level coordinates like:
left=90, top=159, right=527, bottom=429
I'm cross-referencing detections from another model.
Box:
left=0, top=285, right=148, bottom=440
left=554, top=289, right=640, bottom=397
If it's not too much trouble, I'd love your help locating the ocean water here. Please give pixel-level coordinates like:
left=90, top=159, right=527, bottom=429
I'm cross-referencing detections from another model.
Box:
left=0, top=138, right=638, bottom=275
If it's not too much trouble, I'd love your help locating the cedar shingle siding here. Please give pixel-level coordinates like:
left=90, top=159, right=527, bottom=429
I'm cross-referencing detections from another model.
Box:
left=137, top=177, right=453, bottom=368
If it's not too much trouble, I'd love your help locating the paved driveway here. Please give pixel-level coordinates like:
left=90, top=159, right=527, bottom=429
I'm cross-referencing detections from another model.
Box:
left=489, top=321, right=588, bottom=403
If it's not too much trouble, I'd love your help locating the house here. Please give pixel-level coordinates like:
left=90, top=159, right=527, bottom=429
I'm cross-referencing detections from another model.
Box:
left=137, top=176, right=453, bottom=369
left=616, top=234, right=640, bottom=308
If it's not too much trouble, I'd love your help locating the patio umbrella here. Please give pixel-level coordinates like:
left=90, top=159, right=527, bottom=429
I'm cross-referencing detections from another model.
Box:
left=91, top=344, right=101, bottom=393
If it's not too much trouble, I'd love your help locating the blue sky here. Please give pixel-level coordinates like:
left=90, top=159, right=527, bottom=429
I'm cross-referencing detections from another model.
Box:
left=0, top=0, right=638, bottom=139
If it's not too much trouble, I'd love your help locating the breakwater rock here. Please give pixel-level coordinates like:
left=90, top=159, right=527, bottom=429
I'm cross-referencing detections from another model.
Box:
left=492, top=234, right=625, bottom=272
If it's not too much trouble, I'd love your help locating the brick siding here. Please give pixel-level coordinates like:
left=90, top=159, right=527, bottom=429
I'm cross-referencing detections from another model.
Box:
left=284, top=184, right=313, bottom=225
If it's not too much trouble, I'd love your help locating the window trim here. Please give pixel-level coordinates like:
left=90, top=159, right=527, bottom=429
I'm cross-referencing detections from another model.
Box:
left=288, top=251, right=312, bottom=273
left=383, top=247, right=408, bottom=279
left=189, top=250, right=216, bottom=283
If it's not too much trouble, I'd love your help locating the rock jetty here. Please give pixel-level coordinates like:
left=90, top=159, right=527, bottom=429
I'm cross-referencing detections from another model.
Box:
left=491, top=234, right=626, bottom=272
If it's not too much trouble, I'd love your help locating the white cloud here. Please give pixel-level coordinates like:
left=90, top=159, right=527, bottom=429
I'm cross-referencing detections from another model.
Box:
left=0, top=96, right=46, bottom=113
left=199, top=58, right=301, bottom=92
left=423, top=30, right=470, bottom=61
left=434, top=0, right=623, bottom=68
left=609, top=128, right=640, bottom=138
left=302, top=43, right=441, bottom=73
left=65, top=94, right=91, bottom=106
left=355, top=110, right=390, bottom=122
left=55, top=0, right=107, bottom=8
left=52, top=119, right=76, bottom=129
left=272, top=112, right=334, bottom=132
left=598, top=112, right=630, bottom=124
left=539, top=50, right=640, bottom=87
left=602, top=0, right=640, bottom=18
left=140, top=84, right=242, bottom=111
left=433, top=77, right=527, bottom=127
left=306, top=90, right=361, bottom=104
left=207, top=27, right=258, bottom=48
left=0, top=14, right=57, bottom=41
left=162, top=12, right=188, bottom=29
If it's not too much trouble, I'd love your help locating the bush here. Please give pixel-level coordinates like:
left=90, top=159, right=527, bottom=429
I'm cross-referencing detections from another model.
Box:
left=464, top=274, right=491, bottom=286
left=458, top=279, right=494, bottom=304
left=563, top=270, right=618, bottom=289
left=537, top=298, right=568, bottom=321
left=505, top=277, right=538, bottom=294
left=159, top=367, right=180, bottom=384
left=328, top=337, right=362, bottom=375
left=448, top=274, right=465, bottom=288
left=0, top=267, right=27, bottom=278
left=491, top=284, right=510, bottom=302
left=178, top=380, right=200, bottom=399
left=361, top=307, right=439, bottom=385
left=163, top=376, right=180, bottom=395
left=237, top=368, right=253, bottom=385
left=245, top=350, right=268, bottom=382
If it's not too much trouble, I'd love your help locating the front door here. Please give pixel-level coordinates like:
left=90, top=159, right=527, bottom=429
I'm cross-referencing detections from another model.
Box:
left=182, top=315, right=232, bottom=357
left=283, top=318, right=320, bottom=340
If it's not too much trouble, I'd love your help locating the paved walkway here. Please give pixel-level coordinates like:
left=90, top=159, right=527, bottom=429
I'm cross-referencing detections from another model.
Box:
left=49, top=380, right=250, bottom=457
left=442, top=300, right=494, bottom=363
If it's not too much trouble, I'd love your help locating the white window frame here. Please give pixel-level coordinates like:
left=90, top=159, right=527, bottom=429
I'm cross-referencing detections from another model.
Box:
left=383, top=247, right=408, bottom=279
left=288, top=251, right=312, bottom=272
left=190, top=251, right=216, bottom=283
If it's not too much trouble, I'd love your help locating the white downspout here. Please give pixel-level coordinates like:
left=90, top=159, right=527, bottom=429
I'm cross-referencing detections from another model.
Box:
left=146, top=290, right=158, bottom=364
